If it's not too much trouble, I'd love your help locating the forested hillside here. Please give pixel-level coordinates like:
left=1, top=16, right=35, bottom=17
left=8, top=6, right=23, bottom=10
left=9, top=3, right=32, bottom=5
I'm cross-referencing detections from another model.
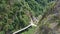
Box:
left=0, top=0, right=57, bottom=34
left=34, top=0, right=60, bottom=34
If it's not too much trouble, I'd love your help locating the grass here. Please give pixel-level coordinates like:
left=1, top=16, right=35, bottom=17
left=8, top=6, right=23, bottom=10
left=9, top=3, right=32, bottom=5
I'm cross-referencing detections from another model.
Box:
left=21, top=27, right=36, bottom=34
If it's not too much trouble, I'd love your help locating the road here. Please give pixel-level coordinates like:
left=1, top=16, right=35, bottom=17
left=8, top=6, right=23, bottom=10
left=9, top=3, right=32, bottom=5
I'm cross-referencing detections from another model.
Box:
left=13, top=16, right=40, bottom=34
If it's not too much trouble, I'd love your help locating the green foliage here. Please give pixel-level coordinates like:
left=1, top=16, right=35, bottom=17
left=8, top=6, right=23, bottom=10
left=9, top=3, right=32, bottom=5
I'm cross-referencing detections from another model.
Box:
left=0, top=31, right=5, bottom=34
left=0, top=0, right=56, bottom=34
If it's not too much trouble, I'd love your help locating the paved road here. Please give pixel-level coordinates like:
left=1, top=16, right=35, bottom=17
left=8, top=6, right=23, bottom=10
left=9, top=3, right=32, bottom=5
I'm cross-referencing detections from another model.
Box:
left=13, top=17, right=39, bottom=34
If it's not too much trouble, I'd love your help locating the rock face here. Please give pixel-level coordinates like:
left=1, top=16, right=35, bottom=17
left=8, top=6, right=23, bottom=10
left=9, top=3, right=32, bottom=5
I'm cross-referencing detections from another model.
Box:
left=34, top=0, right=60, bottom=34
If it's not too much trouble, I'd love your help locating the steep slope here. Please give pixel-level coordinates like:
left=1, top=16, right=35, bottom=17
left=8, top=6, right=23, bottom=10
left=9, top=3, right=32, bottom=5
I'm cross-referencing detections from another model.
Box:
left=34, top=0, right=60, bottom=34
left=0, top=0, right=56, bottom=34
